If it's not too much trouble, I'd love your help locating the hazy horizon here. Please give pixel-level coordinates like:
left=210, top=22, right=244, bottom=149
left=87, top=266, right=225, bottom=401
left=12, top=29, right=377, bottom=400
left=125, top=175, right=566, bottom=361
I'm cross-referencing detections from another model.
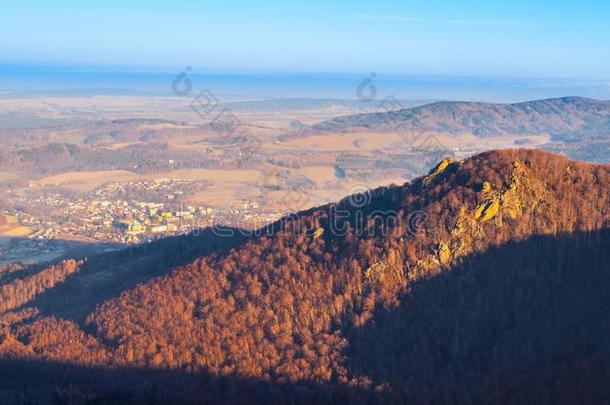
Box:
left=2, top=64, right=610, bottom=103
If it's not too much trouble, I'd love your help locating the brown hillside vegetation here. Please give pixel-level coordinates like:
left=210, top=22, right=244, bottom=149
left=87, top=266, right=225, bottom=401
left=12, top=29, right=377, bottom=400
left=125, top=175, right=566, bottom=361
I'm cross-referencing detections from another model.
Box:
left=1, top=149, right=610, bottom=403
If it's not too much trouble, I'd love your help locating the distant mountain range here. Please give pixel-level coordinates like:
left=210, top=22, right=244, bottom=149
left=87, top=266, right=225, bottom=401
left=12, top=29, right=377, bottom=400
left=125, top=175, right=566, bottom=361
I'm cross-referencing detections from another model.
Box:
left=296, top=96, right=610, bottom=140
left=1, top=149, right=610, bottom=403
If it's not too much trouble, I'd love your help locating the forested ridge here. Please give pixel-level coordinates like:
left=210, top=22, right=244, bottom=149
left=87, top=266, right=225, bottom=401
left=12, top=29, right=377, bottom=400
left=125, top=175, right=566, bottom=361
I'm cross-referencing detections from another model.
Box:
left=1, top=149, right=609, bottom=404
left=309, top=96, right=610, bottom=139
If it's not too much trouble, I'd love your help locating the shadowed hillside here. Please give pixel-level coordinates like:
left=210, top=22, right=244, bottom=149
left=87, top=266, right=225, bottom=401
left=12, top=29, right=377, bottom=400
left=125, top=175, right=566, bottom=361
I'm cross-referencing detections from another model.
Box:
left=1, top=229, right=609, bottom=404
left=346, top=230, right=610, bottom=404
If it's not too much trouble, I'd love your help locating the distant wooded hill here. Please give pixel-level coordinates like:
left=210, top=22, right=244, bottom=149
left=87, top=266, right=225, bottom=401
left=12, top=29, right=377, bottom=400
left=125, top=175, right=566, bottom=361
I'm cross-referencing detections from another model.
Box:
left=296, top=96, right=610, bottom=140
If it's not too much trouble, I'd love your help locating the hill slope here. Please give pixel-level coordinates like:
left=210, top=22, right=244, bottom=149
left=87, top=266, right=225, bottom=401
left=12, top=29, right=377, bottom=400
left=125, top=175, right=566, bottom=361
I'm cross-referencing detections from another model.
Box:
left=1, top=149, right=610, bottom=403
left=305, top=96, right=610, bottom=139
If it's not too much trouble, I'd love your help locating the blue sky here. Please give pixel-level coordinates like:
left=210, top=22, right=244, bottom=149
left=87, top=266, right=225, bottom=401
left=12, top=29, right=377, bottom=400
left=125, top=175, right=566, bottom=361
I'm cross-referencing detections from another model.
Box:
left=1, top=0, right=610, bottom=79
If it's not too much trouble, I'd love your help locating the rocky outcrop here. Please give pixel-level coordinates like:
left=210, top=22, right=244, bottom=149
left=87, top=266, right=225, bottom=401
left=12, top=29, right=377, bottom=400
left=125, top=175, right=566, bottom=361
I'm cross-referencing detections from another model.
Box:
left=363, top=248, right=407, bottom=294
left=414, top=158, right=553, bottom=275
left=422, top=157, right=455, bottom=187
